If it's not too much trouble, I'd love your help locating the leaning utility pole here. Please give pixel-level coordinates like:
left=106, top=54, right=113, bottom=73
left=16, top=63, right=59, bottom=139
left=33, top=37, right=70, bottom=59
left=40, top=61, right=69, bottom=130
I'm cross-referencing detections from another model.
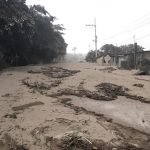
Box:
left=86, top=18, right=98, bottom=58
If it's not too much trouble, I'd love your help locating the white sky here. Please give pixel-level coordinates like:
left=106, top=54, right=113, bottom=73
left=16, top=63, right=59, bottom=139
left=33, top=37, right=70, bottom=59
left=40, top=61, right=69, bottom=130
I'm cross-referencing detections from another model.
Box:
left=26, top=0, right=150, bottom=54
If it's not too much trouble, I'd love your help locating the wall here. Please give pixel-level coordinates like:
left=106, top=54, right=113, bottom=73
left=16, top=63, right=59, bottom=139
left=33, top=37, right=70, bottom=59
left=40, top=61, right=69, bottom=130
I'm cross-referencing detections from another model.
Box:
left=116, top=51, right=150, bottom=69
left=143, top=51, right=150, bottom=61
left=96, top=57, right=104, bottom=65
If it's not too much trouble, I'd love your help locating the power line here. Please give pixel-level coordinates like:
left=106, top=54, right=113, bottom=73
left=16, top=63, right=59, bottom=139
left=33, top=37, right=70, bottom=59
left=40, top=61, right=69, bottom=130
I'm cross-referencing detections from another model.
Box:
left=117, top=33, right=150, bottom=45
left=136, top=33, right=150, bottom=41
left=104, top=20, right=150, bottom=41
left=117, top=37, right=133, bottom=45
left=124, top=20, right=150, bottom=33
left=132, top=12, right=150, bottom=24
left=104, top=12, right=150, bottom=41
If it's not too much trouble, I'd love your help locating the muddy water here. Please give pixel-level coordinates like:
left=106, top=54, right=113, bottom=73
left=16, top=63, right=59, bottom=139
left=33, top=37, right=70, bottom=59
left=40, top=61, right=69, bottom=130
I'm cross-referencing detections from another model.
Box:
left=70, top=96, right=150, bottom=134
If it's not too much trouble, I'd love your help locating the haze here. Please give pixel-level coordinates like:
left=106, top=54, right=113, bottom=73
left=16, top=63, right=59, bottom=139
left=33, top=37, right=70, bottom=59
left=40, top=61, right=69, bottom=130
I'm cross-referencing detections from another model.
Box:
left=27, top=0, right=150, bottom=54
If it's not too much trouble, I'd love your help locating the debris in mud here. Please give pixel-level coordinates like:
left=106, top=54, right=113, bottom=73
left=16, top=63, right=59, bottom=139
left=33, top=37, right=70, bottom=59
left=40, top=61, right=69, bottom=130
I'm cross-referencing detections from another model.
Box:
left=134, top=70, right=147, bottom=75
left=58, top=132, right=103, bottom=150
left=96, top=83, right=128, bottom=98
left=4, top=113, right=17, bottom=119
left=27, top=70, right=42, bottom=74
left=135, top=77, right=150, bottom=82
left=77, top=81, right=85, bottom=90
left=31, top=126, right=49, bottom=137
left=12, top=101, right=44, bottom=111
left=49, top=82, right=150, bottom=103
left=22, top=79, right=50, bottom=90
left=96, top=83, right=150, bottom=103
left=42, top=67, right=80, bottom=78
left=99, top=67, right=117, bottom=73
left=59, top=98, right=72, bottom=104
left=51, top=80, right=62, bottom=87
left=49, top=88, right=113, bottom=101
left=1, top=93, right=12, bottom=97
left=7, top=73, right=13, bottom=76
left=58, top=98, right=150, bottom=150
left=125, top=94, right=150, bottom=103
left=29, top=66, right=80, bottom=78
left=46, top=131, right=141, bottom=150
left=59, top=98, right=87, bottom=115
left=59, top=98, right=108, bottom=119
left=22, top=78, right=61, bottom=93
left=0, top=134, right=28, bottom=150
left=133, top=83, right=144, bottom=88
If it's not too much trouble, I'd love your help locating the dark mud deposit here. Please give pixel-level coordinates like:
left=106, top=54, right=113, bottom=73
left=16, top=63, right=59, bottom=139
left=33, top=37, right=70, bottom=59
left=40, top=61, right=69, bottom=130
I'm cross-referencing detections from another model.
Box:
left=49, top=82, right=150, bottom=103
left=28, top=66, right=80, bottom=78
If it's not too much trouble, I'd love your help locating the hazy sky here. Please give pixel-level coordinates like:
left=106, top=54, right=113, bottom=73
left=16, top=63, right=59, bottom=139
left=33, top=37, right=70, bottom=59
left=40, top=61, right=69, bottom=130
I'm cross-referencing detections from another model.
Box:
left=27, top=0, right=150, bottom=54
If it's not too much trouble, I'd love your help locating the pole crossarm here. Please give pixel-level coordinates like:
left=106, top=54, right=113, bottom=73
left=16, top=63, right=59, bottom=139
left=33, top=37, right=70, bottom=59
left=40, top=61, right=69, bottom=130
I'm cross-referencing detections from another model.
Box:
left=86, top=24, right=96, bottom=27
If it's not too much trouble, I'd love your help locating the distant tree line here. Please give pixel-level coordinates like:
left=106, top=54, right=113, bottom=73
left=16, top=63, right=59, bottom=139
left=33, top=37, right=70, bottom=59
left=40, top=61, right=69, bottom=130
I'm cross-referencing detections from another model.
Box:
left=86, top=44, right=144, bottom=62
left=0, top=0, right=67, bottom=68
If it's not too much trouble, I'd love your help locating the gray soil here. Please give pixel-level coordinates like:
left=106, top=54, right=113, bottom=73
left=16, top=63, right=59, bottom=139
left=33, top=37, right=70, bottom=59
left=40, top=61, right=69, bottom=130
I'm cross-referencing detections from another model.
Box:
left=0, top=62, right=150, bottom=150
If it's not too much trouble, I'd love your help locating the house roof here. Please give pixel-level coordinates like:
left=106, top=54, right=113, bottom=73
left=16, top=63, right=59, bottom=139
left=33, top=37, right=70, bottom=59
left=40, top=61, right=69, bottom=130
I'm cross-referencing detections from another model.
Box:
left=96, top=53, right=111, bottom=59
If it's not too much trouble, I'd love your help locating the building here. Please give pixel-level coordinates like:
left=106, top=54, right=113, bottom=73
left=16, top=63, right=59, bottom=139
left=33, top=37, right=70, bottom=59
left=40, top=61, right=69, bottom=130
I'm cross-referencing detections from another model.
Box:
left=96, top=54, right=112, bottom=66
left=96, top=50, right=150, bottom=71
left=116, top=51, right=150, bottom=69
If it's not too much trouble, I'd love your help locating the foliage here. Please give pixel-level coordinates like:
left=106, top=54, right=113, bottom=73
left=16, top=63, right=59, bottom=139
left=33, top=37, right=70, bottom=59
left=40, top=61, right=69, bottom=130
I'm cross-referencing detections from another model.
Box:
left=29, top=5, right=67, bottom=63
left=101, top=44, right=122, bottom=55
left=120, top=44, right=144, bottom=54
left=0, top=0, right=35, bottom=65
left=86, top=43, right=144, bottom=62
left=85, top=50, right=103, bottom=62
left=85, top=50, right=96, bottom=62
left=101, top=44, right=144, bottom=56
left=0, top=0, right=67, bottom=66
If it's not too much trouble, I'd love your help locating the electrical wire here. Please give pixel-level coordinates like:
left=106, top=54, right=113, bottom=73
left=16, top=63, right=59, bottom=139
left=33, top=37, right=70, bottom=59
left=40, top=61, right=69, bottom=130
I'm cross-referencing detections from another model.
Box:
left=103, top=12, right=150, bottom=41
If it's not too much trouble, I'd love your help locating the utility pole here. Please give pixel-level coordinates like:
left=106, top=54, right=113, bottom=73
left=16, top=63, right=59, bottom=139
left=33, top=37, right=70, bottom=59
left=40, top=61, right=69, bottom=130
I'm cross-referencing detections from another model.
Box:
left=72, top=47, right=77, bottom=55
left=134, top=42, right=137, bottom=69
left=133, top=35, right=136, bottom=43
left=133, top=35, right=137, bottom=69
left=86, top=18, right=98, bottom=58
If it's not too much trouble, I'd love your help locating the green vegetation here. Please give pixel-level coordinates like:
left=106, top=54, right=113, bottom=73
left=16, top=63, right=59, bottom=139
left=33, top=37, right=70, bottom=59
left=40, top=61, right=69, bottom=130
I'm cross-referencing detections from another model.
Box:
left=0, top=0, right=67, bottom=67
left=101, top=44, right=144, bottom=55
left=86, top=44, right=144, bottom=62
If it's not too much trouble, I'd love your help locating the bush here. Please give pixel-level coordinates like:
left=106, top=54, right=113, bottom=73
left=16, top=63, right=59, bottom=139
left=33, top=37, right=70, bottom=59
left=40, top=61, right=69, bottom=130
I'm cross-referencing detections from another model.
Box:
left=0, top=0, right=67, bottom=67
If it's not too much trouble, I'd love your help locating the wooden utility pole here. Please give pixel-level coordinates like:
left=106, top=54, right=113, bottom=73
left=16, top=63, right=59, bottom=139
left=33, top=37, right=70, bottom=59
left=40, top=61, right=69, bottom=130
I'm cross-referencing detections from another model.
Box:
left=134, top=42, right=137, bottom=69
left=133, top=35, right=137, bottom=69
left=86, top=18, right=98, bottom=58
left=72, top=47, right=77, bottom=55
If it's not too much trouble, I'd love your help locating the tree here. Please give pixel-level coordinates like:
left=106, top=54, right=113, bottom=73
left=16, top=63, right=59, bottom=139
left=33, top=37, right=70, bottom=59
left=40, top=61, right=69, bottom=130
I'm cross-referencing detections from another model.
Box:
left=120, top=44, right=144, bottom=54
left=101, top=44, right=122, bottom=56
left=0, top=0, right=35, bottom=65
left=85, top=50, right=103, bottom=62
left=0, top=0, right=67, bottom=66
left=86, top=43, right=144, bottom=63
left=29, top=5, right=67, bottom=63
left=85, top=50, right=96, bottom=62
left=100, top=44, right=144, bottom=56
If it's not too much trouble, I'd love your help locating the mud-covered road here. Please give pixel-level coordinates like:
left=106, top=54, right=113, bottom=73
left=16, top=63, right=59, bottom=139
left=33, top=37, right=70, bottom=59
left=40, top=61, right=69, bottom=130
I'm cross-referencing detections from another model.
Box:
left=0, top=62, right=150, bottom=150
